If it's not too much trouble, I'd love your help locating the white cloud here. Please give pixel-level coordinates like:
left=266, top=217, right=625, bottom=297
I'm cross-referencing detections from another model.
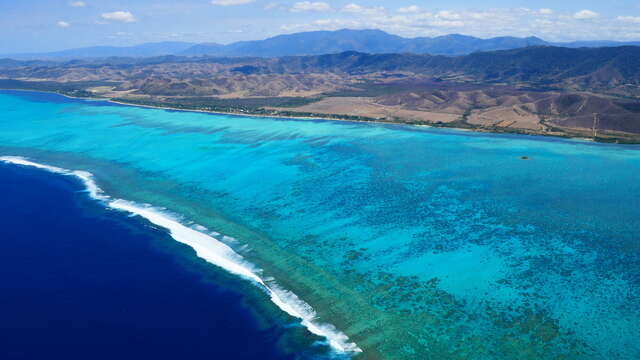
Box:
left=211, top=0, right=254, bottom=5
left=437, top=10, right=461, bottom=20
left=538, top=8, right=553, bottom=15
left=616, top=16, right=640, bottom=23
left=70, top=1, right=86, bottom=7
left=397, top=5, right=420, bottom=14
left=574, top=10, right=599, bottom=19
left=342, top=3, right=385, bottom=16
left=280, top=7, right=640, bottom=42
left=57, top=21, right=71, bottom=28
left=281, top=18, right=357, bottom=32
left=290, top=1, right=331, bottom=13
left=101, top=11, right=137, bottom=23
left=467, top=12, right=490, bottom=20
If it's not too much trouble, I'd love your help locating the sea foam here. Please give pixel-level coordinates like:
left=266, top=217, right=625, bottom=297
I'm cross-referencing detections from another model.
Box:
left=0, top=156, right=362, bottom=355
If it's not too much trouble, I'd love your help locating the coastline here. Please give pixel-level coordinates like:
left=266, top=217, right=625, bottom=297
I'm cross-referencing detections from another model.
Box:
left=105, top=99, right=610, bottom=143
left=3, top=87, right=639, bottom=144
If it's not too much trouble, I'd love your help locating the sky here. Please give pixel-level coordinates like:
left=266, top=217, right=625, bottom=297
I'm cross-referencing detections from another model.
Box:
left=1, top=0, right=640, bottom=53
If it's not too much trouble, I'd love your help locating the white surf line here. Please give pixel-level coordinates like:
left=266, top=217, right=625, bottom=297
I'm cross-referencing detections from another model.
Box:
left=0, top=156, right=362, bottom=355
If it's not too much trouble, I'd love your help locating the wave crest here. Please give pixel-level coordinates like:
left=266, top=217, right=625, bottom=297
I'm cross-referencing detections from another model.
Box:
left=0, top=155, right=362, bottom=355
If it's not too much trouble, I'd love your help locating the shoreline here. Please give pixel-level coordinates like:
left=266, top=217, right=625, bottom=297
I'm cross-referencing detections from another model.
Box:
left=107, top=98, right=384, bottom=124
left=3, top=87, right=639, bottom=144
left=105, top=99, right=611, bottom=143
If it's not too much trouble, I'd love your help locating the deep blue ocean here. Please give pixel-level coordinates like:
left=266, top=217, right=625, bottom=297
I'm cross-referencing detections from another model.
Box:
left=0, top=162, right=323, bottom=359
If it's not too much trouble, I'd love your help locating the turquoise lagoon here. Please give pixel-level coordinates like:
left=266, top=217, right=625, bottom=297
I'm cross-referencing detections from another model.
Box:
left=1, top=90, right=639, bottom=359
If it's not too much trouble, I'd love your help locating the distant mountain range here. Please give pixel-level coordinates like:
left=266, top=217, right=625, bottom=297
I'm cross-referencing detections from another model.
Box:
left=180, top=30, right=552, bottom=57
left=4, top=29, right=640, bottom=60
left=3, top=42, right=195, bottom=60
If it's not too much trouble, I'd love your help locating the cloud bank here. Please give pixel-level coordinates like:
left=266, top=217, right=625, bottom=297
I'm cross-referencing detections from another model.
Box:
left=290, top=2, right=331, bottom=13
left=278, top=5, right=640, bottom=42
left=101, top=11, right=137, bottom=23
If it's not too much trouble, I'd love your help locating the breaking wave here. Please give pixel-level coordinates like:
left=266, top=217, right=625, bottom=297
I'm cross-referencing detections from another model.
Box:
left=0, top=156, right=361, bottom=355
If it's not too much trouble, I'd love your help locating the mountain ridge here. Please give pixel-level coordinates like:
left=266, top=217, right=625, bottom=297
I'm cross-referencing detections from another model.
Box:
left=4, top=29, right=640, bottom=59
left=2, top=42, right=196, bottom=60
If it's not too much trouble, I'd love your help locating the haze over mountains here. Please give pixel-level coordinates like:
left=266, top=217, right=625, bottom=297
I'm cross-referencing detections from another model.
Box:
left=4, top=29, right=640, bottom=59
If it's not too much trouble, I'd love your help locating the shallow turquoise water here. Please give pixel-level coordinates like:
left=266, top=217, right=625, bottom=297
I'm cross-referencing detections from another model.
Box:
left=1, top=90, right=639, bottom=359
